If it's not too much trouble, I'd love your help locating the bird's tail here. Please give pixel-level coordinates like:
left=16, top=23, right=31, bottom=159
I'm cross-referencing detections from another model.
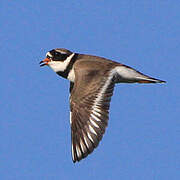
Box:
left=114, top=65, right=166, bottom=84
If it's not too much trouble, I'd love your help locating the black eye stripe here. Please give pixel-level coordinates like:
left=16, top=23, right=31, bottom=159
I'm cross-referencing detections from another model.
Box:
left=49, top=50, right=68, bottom=61
left=53, top=54, right=68, bottom=61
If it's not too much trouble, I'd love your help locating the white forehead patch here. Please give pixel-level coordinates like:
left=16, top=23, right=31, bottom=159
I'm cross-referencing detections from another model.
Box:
left=55, top=49, right=69, bottom=54
left=46, top=52, right=53, bottom=58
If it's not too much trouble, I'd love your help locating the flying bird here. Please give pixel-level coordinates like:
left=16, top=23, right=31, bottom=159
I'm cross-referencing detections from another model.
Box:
left=40, top=48, right=165, bottom=163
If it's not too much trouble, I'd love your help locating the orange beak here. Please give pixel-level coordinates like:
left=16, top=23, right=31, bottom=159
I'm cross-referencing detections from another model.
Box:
left=39, top=58, right=51, bottom=67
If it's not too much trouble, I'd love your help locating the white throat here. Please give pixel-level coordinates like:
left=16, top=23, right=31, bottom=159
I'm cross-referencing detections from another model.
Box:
left=48, top=53, right=75, bottom=73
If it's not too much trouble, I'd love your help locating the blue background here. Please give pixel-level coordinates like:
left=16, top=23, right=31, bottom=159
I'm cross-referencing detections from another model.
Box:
left=1, top=1, right=179, bottom=179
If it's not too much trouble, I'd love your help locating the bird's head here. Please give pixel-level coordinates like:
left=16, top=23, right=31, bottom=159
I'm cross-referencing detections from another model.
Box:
left=40, top=48, right=74, bottom=73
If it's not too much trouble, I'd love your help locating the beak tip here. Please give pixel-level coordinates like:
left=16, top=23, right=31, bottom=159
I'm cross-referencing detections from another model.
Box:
left=39, top=58, right=50, bottom=67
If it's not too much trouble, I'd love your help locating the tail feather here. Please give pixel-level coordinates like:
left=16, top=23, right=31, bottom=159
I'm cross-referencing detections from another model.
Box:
left=136, top=78, right=166, bottom=84
left=114, top=65, right=166, bottom=84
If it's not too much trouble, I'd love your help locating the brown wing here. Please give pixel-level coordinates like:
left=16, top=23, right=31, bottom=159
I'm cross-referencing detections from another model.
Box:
left=70, top=60, right=115, bottom=162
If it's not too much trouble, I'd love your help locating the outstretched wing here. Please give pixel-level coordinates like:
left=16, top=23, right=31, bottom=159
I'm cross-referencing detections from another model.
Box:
left=70, top=61, right=116, bottom=162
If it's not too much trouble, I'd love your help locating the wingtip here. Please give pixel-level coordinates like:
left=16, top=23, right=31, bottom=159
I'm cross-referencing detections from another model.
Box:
left=159, top=80, right=166, bottom=83
left=153, top=79, right=166, bottom=84
left=136, top=76, right=166, bottom=84
left=72, top=157, right=80, bottom=163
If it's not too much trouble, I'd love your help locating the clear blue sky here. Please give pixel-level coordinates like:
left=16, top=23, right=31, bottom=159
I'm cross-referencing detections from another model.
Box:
left=1, top=1, right=179, bottom=179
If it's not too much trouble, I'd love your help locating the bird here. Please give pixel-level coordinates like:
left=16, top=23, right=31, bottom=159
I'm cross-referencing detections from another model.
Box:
left=40, top=48, right=166, bottom=163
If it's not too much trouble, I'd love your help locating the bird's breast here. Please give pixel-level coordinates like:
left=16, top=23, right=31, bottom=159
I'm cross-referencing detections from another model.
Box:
left=67, top=68, right=75, bottom=82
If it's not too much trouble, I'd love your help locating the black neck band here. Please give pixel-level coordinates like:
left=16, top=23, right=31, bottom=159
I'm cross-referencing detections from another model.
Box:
left=56, top=53, right=78, bottom=79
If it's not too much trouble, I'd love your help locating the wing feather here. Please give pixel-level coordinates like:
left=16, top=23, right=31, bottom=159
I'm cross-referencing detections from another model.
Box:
left=70, top=61, right=116, bottom=162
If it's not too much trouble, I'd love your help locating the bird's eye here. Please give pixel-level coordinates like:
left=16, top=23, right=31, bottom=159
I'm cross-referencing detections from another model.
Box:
left=53, top=51, right=67, bottom=61
left=48, top=49, right=68, bottom=61
left=55, top=52, right=60, bottom=56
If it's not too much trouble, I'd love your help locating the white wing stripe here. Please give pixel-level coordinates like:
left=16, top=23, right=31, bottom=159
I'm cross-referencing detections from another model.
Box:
left=92, top=110, right=101, bottom=117
left=89, top=124, right=97, bottom=135
left=76, top=144, right=82, bottom=158
left=90, top=118, right=99, bottom=128
left=72, top=144, right=75, bottom=161
left=93, top=107, right=101, bottom=113
left=80, top=139, right=86, bottom=153
left=70, top=111, right=72, bottom=124
left=83, top=135, right=90, bottom=148
left=91, top=69, right=115, bottom=116
left=87, top=132, right=94, bottom=142
left=91, top=113, right=101, bottom=122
